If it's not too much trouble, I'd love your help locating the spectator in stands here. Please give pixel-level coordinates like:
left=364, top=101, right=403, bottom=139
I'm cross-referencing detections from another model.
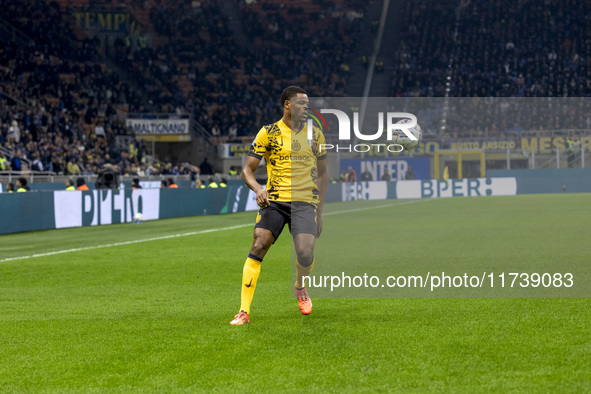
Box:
left=82, top=164, right=96, bottom=176
left=161, top=162, right=173, bottom=175
left=49, top=155, right=65, bottom=175
left=67, top=157, right=81, bottom=175
left=0, top=152, right=8, bottom=171
left=94, top=123, right=106, bottom=139
left=16, top=177, right=30, bottom=192
left=360, top=165, right=373, bottom=181
left=10, top=150, right=23, bottom=172
left=65, top=179, right=75, bottom=191
left=207, top=177, right=219, bottom=188
left=346, top=166, right=357, bottom=182
left=199, top=158, right=213, bottom=175
left=76, top=178, right=89, bottom=191
left=118, top=150, right=131, bottom=172
left=375, top=59, right=384, bottom=73
left=8, top=121, right=20, bottom=143
left=228, top=124, right=238, bottom=139
left=31, top=152, right=43, bottom=172
left=179, top=163, right=198, bottom=181
left=147, top=163, right=159, bottom=176
left=128, top=163, right=139, bottom=177
left=339, top=170, right=347, bottom=182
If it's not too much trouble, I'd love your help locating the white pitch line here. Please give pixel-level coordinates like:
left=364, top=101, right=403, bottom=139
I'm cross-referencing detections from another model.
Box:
left=0, top=224, right=252, bottom=263
left=1, top=199, right=430, bottom=263
left=323, top=199, right=429, bottom=216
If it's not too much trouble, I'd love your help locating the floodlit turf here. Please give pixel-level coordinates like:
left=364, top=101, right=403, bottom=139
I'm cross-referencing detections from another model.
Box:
left=0, top=195, right=590, bottom=391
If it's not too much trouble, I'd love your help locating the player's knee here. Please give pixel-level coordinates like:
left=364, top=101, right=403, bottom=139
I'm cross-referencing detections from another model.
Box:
left=297, top=251, right=314, bottom=267
left=251, top=237, right=272, bottom=257
left=250, top=242, right=268, bottom=257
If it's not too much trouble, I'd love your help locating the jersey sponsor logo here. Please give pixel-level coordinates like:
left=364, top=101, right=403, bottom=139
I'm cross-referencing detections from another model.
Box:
left=278, top=154, right=311, bottom=161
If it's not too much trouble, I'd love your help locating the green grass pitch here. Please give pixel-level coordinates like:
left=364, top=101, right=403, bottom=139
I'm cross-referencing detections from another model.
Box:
left=0, top=194, right=589, bottom=392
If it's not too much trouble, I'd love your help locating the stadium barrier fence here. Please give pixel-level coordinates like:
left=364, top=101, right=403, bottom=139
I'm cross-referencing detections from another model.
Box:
left=1, top=169, right=591, bottom=235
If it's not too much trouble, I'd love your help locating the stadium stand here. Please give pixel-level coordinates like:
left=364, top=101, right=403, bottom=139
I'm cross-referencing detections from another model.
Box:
left=0, top=0, right=144, bottom=175
left=1, top=0, right=366, bottom=181
left=388, top=0, right=591, bottom=137
left=1, top=0, right=589, bottom=180
left=113, top=0, right=366, bottom=137
left=390, top=0, right=591, bottom=99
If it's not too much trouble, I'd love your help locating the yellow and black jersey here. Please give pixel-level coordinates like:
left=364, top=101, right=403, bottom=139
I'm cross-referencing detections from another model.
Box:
left=248, top=119, right=326, bottom=205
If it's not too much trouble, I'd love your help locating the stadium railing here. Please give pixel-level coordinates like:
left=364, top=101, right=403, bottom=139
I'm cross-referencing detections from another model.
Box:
left=0, top=172, right=192, bottom=185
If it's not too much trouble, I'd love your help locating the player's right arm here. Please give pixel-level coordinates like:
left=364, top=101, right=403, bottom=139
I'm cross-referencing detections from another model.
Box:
left=243, top=127, right=270, bottom=207
left=242, top=156, right=269, bottom=208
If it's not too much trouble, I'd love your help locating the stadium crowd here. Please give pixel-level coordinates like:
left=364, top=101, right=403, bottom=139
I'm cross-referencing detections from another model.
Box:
left=391, top=0, right=591, bottom=98
left=0, top=0, right=146, bottom=175
left=2, top=0, right=589, bottom=181
left=388, top=0, right=591, bottom=137
left=114, top=0, right=365, bottom=137
left=1, top=0, right=365, bottom=180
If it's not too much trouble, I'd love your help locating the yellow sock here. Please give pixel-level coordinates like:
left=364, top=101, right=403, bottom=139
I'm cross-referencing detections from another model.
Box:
left=295, top=258, right=315, bottom=289
left=240, top=254, right=262, bottom=314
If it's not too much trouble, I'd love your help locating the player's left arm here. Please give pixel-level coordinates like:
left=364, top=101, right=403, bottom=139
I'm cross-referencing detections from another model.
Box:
left=316, top=157, right=328, bottom=239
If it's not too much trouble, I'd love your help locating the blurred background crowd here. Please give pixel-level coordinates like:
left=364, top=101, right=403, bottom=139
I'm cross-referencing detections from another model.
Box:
left=1, top=0, right=589, bottom=179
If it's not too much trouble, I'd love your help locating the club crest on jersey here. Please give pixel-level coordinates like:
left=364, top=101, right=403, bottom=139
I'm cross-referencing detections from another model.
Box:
left=292, top=140, right=301, bottom=151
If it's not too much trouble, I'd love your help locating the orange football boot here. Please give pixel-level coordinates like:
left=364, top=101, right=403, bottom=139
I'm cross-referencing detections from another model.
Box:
left=230, top=310, right=250, bottom=325
left=295, top=285, right=313, bottom=315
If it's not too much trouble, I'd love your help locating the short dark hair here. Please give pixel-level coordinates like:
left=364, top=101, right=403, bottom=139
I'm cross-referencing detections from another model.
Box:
left=281, top=86, right=307, bottom=107
left=76, top=177, right=85, bottom=187
left=18, top=177, right=27, bottom=186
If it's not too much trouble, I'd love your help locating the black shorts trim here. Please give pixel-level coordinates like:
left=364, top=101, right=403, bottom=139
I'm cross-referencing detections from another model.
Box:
left=254, top=201, right=317, bottom=242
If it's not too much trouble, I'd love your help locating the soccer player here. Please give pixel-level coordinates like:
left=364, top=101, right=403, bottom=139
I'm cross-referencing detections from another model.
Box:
left=230, top=86, right=328, bottom=325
